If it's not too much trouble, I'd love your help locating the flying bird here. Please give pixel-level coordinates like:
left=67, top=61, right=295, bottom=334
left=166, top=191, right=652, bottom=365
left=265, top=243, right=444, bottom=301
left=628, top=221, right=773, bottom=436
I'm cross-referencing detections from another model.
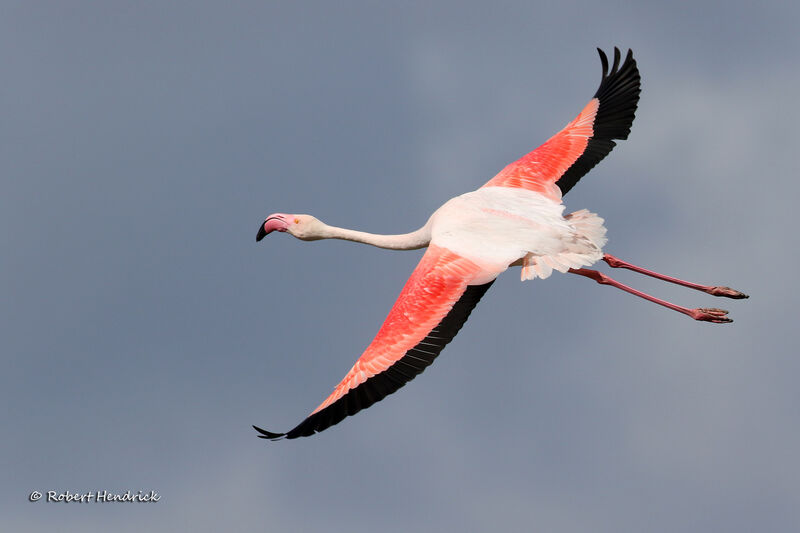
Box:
left=253, top=48, right=747, bottom=440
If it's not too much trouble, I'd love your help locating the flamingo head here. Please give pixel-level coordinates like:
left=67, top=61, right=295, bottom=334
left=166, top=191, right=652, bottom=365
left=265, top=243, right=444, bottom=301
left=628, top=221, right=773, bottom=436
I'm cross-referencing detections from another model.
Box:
left=257, top=213, right=324, bottom=242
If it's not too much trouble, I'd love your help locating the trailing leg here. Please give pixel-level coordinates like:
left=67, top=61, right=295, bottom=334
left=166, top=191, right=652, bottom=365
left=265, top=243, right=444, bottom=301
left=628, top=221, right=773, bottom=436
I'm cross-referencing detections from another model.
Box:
left=602, top=253, right=748, bottom=299
left=569, top=267, right=733, bottom=323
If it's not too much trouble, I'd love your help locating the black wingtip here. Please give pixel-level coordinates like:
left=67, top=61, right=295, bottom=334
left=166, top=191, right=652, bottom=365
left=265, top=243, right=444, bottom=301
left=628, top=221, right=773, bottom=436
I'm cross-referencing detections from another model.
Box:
left=592, top=47, right=640, bottom=129
left=612, top=47, right=621, bottom=73
left=597, top=46, right=634, bottom=80
left=253, top=425, right=286, bottom=441
left=597, top=48, right=609, bottom=78
left=556, top=47, right=641, bottom=196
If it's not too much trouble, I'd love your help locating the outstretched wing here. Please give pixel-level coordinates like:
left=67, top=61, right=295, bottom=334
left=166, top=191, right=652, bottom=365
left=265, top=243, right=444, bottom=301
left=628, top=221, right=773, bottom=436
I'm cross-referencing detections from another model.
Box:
left=482, top=47, right=641, bottom=197
left=254, top=244, right=496, bottom=440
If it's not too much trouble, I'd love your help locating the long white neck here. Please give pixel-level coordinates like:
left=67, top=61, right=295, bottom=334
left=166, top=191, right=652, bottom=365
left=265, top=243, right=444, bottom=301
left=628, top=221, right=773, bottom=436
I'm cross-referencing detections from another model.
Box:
left=318, top=223, right=430, bottom=250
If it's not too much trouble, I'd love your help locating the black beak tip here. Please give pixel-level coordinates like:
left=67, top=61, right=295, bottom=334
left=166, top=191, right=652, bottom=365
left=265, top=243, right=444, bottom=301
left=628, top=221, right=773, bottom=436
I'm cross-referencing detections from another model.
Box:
left=256, top=224, right=268, bottom=242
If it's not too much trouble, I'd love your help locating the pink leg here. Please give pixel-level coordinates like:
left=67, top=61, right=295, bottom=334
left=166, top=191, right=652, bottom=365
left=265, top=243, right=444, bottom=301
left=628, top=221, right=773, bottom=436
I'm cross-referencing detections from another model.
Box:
left=602, top=254, right=748, bottom=299
left=569, top=268, right=733, bottom=323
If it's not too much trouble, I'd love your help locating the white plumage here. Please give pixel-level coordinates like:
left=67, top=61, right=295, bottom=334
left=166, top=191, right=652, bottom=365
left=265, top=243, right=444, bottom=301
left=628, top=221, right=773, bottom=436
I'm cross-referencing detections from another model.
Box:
left=430, top=186, right=607, bottom=280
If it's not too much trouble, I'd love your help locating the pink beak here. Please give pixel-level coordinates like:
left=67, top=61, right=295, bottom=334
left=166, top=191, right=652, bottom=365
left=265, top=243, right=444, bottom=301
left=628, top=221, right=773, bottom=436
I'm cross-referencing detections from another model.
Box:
left=257, top=214, right=290, bottom=241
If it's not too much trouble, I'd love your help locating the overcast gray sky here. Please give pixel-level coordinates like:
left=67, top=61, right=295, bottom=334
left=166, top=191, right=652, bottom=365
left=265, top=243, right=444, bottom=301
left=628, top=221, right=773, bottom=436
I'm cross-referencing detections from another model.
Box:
left=3, top=1, right=798, bottom=531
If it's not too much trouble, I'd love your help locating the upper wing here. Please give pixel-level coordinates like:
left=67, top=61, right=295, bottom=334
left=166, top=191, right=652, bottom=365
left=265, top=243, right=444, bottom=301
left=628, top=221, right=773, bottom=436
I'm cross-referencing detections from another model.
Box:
left=254, top=244, right=496, bottom=440
left=482, top=48, right=641, bottom=197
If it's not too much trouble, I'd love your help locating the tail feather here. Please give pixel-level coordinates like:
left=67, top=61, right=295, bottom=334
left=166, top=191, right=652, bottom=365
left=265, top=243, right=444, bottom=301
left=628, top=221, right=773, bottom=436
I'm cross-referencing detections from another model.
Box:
left=521, top=210, right=607, bottom=281
left=565, top=209, right=608, bottom=249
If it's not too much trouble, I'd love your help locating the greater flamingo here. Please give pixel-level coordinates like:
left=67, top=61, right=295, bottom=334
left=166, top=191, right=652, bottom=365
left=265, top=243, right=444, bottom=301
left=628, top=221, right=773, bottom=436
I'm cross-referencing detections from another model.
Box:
left=253, top=48, right=747, bottom=440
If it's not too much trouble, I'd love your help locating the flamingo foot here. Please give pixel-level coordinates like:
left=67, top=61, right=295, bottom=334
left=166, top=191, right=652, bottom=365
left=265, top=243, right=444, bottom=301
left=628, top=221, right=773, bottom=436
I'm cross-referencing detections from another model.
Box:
left=707, top=286, right=749, bottom=299
left=690, top=307, right=732, bottom=324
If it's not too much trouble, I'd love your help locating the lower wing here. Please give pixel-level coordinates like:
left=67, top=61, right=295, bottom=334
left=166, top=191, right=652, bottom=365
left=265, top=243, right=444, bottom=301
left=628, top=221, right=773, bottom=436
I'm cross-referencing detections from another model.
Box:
left=254, top=244, right=497, bottom=440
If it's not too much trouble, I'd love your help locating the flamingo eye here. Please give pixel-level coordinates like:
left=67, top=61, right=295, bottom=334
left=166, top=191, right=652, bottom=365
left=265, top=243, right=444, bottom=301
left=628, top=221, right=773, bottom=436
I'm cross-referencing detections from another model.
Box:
left=294, top=218, right=300, bottom=224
